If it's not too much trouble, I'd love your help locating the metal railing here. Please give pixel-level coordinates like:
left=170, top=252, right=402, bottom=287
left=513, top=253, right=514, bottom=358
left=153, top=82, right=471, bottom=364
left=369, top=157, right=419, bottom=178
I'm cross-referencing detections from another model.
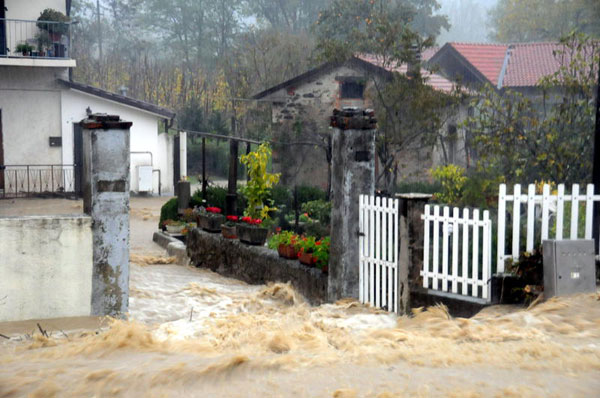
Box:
left=0, top=165, right=77, bottom=199
left=0, top=18, right=71, bottom=59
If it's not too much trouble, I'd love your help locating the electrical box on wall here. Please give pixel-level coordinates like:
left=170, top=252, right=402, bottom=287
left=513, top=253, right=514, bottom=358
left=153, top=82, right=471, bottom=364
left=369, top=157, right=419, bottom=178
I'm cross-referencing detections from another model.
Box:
left=137, top=166, right=153, bottom=193
left=49, top=137, right=62, bottom=147
left=542, top=240, right=596, bottom=298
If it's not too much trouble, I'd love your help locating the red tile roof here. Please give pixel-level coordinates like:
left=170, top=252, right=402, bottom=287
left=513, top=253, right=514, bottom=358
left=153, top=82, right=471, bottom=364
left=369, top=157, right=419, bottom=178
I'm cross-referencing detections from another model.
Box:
left=502, top=42, right=564, bottom=87
left=358, top=54, right=456, bottom=93
left=449, top=43, right=509, bottom=86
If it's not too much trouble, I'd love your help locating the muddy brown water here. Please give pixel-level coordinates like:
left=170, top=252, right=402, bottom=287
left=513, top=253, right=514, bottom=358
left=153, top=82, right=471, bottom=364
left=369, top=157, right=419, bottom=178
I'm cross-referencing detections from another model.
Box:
left=1, top=198, right=599, bottom=397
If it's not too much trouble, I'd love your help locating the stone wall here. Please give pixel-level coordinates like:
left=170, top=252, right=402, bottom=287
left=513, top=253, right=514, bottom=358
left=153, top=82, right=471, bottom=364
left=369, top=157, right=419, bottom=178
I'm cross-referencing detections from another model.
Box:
left=0, top=214, right=93, bottom=322
left=187, top=229, right=328, bottom=304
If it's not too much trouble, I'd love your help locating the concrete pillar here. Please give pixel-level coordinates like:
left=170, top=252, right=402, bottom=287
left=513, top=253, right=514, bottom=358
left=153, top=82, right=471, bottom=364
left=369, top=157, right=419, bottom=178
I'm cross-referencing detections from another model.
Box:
left=328, top=108, right=376, bottom=301
left=81, top=114, right=131, bottom=317
left=179, top=130, right=187, bottom=180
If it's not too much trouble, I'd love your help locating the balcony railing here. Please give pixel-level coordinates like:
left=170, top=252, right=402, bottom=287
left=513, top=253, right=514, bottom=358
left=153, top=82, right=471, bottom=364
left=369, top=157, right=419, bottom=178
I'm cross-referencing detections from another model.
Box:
left=0, top=165, right=78, bottom=199
left=0, top=18, right=71, bottom=59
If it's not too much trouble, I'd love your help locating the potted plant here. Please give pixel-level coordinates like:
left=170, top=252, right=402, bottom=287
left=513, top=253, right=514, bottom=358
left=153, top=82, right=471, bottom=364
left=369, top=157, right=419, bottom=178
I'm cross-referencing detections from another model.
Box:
left=297, top=236, right=317, bottom=266
left=35, top=31, right=52, bottom=57
left=313, top=236, right=331, bottom=274
left=237, top=143, right=281, bottom=246
left=237, top=216, right=269, bottom=245
left=197, top=206, right=225, bottom=233
left=268, top=230, right=299, bottom=259
left=221, top=215, right=239, bottom=239
left=37, top=8, right=70, bottom=42
left=15, top=43, right=34, bottom=56
left=163, top=219, right=186, bottom=234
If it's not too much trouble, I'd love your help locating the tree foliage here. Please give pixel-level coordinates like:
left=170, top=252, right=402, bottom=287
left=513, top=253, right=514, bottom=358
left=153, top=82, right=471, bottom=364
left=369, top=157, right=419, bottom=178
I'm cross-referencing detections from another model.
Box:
left=464, top=33, right=600, bottom=184
left=489, top=0, right=600, bottom=42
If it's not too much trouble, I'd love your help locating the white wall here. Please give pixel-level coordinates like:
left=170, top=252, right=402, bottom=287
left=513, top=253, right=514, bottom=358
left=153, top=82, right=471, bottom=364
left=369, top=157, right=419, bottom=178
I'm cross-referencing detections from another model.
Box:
left=0, top=67, right=68, bottom=165
left=0, top=214, right=93, bottom=322
left=61, top=89, right=173, bottom=194
left=5, top=0, right=67, bottom=20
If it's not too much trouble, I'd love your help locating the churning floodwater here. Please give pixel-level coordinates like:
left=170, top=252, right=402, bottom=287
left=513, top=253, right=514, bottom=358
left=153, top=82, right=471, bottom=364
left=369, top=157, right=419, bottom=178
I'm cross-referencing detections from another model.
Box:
left=1, top=198, right=599, bottom=397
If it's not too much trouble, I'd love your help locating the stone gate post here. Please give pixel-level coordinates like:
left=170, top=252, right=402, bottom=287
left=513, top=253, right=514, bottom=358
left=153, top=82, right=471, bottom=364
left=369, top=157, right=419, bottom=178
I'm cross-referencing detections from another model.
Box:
left=81, top=114, right=131, bottom=317
left=328, top=108, right=376, bottom=301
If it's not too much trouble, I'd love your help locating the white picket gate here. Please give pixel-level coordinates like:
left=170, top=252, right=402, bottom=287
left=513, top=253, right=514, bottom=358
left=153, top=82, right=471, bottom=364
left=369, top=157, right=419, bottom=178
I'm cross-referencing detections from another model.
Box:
left=497, top=183, right=600, bottom=272
left=358, top=195, right=399, bottom=313
left=421, top=205, right=492, bottom=301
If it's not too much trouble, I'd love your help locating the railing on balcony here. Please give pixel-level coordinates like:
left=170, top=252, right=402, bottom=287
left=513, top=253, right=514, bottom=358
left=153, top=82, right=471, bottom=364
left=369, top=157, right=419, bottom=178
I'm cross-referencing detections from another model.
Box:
left=0, top=18, right=71, bottom=59
left=0, top=165, right=78, bottom=199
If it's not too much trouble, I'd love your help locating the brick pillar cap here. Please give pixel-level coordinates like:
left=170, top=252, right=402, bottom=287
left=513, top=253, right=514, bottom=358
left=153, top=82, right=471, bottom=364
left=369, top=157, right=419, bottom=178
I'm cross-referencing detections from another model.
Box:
left=81, top=113, right=133, bottom=129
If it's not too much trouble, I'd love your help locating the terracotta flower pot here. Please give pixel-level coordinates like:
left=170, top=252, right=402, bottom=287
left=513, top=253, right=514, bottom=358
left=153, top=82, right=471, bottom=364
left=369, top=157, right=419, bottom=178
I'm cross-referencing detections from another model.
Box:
left=298, top=251, right=316, bottom=266
left=221, top=224, right=237, bottom=239
left=277, top=244, right=298, bottom=259
left=237, top=224, right=268, bottom=245
left=197, top=214, right=225, bottom=233
left=321, top=264, right=329, bottom=274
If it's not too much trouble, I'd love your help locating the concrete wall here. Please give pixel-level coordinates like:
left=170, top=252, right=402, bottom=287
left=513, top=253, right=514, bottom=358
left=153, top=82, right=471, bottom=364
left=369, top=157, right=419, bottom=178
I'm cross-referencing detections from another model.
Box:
left=61, top=89, right=172, bottom=194
left=0, top=66, right=68, bottom=165
left=0, top=214, right=93, bottom=322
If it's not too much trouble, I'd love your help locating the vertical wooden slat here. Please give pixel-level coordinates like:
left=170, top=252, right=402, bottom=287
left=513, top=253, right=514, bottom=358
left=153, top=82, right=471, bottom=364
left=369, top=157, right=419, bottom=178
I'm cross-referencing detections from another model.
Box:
left=369, top=195, right=375, bottom=305
left=423, top=205, right=431, bottom=289
left=375, top=196, right=381, bottom=308
left=393, top=199, right=399, bottom=312
left=526, top=184, right=535, bottom=252
left=570, top=184, right=580, bottom=239
left=432, top=206, right=440, bottom=290
left=512, top=184, right=521, bottom=261
left=388, top=200, right=394, bottom=311
left=359, top=195, right=364, bottom=303
left=585, top=184, right=594, bottom=240
left=442, top=207, right=450, bottom=292
left=541, top=184, right=550, bottom=242
left=482, top=210, right=490, bottom=300
left=497, top=184, right=507, bottom=272
left=462, top=208, right=470, bottom=295
left=451, top=207, right=459, bottom=294
left=556, top=184, right=564, bottom=240
left=472, top=209, right=480, bottom=297
left=381, top=197, right=387, bottom=309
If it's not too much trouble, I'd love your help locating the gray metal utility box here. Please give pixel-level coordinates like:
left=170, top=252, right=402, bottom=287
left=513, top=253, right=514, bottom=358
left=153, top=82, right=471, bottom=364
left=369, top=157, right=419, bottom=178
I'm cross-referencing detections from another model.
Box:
left=542, top=240, right=596, bottom=298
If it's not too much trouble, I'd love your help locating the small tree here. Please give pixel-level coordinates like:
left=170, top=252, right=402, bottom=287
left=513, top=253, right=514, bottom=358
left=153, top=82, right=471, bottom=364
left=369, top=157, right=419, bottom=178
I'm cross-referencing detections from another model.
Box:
left=239, top=143, right=281, bottom=220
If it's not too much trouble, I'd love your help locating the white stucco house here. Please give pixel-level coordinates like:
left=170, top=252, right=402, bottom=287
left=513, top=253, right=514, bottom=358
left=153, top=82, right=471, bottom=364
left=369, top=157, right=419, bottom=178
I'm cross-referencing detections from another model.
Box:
left=0, top=0, right=182, bottom=197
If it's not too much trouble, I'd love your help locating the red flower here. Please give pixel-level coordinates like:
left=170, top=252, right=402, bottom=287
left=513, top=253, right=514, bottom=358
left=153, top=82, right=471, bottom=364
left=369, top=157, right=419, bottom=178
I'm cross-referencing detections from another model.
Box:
left=241, top=216, right=252, bottom=224
left=206, top=207, right=221, bottom=214
left=315, top=241, right=321, bottom=246
left=275, top=227, right=282, bottom=233
left=252, top=219, right=263, bottom=225
left=226, top=215, right=238, bottom=222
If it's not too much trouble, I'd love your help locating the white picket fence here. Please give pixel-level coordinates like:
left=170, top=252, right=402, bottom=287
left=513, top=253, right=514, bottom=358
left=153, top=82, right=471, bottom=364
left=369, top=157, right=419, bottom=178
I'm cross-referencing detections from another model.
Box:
left=497, top=183, right=600, bottom=272
left=358, top=195, right=399, bottom=313
left=421, top=205, right=492, bottom=301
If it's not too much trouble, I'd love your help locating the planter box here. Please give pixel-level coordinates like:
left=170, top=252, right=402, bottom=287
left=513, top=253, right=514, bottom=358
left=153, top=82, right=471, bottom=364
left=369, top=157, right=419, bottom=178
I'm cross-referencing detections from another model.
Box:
left=197, top=214, right=225, bottom=233
left=298, top=251, right=316, bottom=266
left=166, top=224, right=185, bottom=234
left=277, top=244, right=298, bottom=259
left=237, top=224, right=268, bottom=245
left=221, top=224, right=237, bottom=239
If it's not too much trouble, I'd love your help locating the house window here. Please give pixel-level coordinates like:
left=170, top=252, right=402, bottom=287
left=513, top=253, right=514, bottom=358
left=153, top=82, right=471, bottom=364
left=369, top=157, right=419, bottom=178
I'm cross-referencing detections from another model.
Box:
left=341, top=81, right=364, bottom=99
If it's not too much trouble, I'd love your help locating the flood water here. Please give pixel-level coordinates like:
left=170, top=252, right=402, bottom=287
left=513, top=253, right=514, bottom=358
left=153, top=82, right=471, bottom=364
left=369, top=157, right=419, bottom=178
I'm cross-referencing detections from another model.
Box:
left=1, top=198, right=599, bottom=397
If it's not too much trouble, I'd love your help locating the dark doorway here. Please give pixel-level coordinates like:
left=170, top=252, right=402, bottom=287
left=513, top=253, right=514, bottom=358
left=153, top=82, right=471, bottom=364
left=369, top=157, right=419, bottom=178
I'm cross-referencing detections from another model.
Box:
left=0, top=109, right=4, bottom=192
left=73, top=122, right=83, bottom=196
left=0, top=0, right=6, bottom=56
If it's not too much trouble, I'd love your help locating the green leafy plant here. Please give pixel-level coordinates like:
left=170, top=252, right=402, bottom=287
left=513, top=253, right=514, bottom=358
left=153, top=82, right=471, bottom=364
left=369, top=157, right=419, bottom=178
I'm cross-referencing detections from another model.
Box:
left=312, top=236, right=331, bottom=270
left=35, top=31, right=52, bottom=53
left=239, top=143, right=280, bottom=220
left=159, top=198, right=178, bottom=228
left=267, top=230, right=298, bottom=250
left=301, top=200, right=332, bottom=225
left=15, top=43, right=34, bottom=54
left=37, top=8, right=70, bottom=35
left=430, top=164, right=467, bottom=205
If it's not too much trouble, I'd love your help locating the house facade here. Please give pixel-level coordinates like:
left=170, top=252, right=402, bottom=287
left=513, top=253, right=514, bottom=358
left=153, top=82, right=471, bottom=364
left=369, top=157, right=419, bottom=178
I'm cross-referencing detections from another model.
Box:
left=253, top=55, right=463, bottom=189
left=0, top=0, right=181, bottom=197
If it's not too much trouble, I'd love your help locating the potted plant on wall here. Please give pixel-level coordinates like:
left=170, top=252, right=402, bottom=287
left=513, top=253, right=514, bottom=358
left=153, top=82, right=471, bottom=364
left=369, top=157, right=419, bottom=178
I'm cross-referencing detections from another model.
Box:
left=268, top=230, right=299, bottom=259
left=197, top=206, right=225, bottom=233
left=15, top=43, right=34, bottom=56
left=221, top=215, right=239, bottom=239
left=35, top=31, right=52, bottom=57
left=313, top=236, right=331, bottom=273
left=297, top=236, right=317, bottom=266
left=237, top=143, right=281, bottom=246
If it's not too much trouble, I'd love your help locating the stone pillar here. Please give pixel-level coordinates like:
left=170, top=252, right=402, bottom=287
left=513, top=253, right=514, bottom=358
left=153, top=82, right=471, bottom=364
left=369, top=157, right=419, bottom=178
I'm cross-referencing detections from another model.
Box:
left=328, top=108, right=376, bottom=301
left=81, top=114, right=131, bottom=317
left=179, top=130, right=187, bottom=180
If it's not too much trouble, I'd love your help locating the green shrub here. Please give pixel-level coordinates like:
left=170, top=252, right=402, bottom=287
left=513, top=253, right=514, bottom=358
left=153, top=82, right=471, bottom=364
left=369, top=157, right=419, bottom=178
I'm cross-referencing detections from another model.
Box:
left=159, top=198, right=178, bottom=228
left=191, top=186, right=227, bottom=209
left=295, top=185, right=327, bottom=205
left=270, top=185, right=293, bottom=208
left=430, top=164, right=467, bottom=205
left=301, top=200, right=332, bottom=225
